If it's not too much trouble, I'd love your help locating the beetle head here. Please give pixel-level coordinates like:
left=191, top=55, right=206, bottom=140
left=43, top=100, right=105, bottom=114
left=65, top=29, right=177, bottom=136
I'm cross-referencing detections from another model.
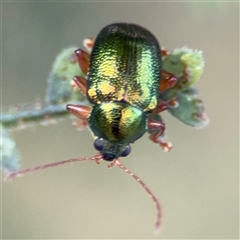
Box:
left=93, top=138, right=131, bottom=161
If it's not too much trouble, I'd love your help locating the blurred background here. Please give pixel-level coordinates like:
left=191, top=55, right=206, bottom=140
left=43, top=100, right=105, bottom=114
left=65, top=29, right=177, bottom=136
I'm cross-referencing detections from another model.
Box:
left=2, top=1, right=239, bottom=239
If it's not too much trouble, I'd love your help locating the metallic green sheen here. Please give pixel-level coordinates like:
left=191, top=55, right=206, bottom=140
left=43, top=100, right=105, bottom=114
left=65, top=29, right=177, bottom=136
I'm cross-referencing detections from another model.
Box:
left=89, top=102, right=147, bottom=144
left=87, top=23, right=162, bottom=112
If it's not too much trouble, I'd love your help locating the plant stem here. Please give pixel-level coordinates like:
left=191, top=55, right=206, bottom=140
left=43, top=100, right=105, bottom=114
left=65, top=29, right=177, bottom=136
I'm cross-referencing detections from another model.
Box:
left=1, top=104, right=69, bottom=129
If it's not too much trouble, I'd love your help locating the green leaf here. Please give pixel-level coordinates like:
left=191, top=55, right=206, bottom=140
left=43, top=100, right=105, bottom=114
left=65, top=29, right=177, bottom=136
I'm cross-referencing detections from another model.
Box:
left=163, top=47, right=205, bottom=91
left=0, top=125, right=20, bottom=172
left=167, top=91, right=209, bottom=128
left=46, top=47, right=86, bottom=105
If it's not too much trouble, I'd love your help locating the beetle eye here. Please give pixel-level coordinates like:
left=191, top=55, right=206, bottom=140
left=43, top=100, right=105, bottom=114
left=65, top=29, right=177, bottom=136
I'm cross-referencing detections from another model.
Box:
left=121, top=145, right=131, bottom=157
left=94, top=138, right=104, bottom=151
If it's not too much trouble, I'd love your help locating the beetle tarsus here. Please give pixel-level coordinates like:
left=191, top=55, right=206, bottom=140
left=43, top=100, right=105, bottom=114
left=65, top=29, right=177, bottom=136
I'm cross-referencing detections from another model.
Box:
left=161, top=48, right=169, bottom=57
left=148, top=118, right=165, bottom=138
left=148, top=118, right=173, bottom=152
left=160, top=70, right=178, bottom=92
left=72, top=119, right=89, bottom=131
left=167, top=97, right=179, bottom=108
left=153, top=98, right=179, bottom=114
left=149, top=135, right=173, bottom=152
left=83, top=38, right=95, bottom=53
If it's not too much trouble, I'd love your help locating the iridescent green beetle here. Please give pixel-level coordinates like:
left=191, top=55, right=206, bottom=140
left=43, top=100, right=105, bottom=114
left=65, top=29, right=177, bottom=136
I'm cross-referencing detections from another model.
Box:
left=7, top=23, right=179, bottom=231
left=67, top=23, right=177, bottom=161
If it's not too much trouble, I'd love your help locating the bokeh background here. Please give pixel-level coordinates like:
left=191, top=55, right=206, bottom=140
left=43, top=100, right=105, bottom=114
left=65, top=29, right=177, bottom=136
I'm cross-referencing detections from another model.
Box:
left=2, top=1, right=239, bottom=239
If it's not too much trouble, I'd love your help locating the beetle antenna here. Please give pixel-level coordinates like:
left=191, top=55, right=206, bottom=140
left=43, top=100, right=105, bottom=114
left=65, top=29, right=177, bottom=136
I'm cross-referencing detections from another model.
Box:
left=115, top=159, right=162, bottom=231
left=5, top=153, right=102, bottom=181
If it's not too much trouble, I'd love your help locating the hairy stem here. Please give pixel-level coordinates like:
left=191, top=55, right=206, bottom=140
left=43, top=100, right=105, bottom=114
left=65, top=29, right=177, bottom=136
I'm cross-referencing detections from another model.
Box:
left=1, top=104, right=69, bottom=129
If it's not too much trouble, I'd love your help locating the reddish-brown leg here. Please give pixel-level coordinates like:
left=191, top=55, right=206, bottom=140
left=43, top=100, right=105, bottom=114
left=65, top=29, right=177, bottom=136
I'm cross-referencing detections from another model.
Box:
left=161, top=48, right=169, bottom=57
left=148, top=118, right=165, bottom=141
left=75, top=49, right=90, bottom=75
left=166, top=97, right=179, bottom=108
left=153, top=98, right=179, bottom=115
left=73, top=76, right=87, bottom=95
left=152, top=101, right=168, bottom=114
left=153, top=97, right=179, bottom=114
left=69, top=76, right=89, bottom=129
left=72, top=118, right=89, bottom=131
left=160, top=70, right=178, bottom=92
left=67, top=104, right=91, bottom=120
left=151, top=134, right=173, bottom=152
left=148, top=116, right=173, bottom=152
left=83, top=38, right=94, bottom=52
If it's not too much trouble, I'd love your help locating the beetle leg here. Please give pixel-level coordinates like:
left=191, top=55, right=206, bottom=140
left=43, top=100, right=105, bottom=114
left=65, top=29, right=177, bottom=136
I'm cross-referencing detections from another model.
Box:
left=160, top=70, right=178, bottom=92
left=72, top=76, right=87, bottom=95
left=153, top=98, right=179, bottom=114
left=72, top=118, right=89, bottom=131
left=75, top=49, right=90, bottom=75
left=161, top=48, right=169, bottom=57
left=67, top=104, right=91, bottom=120
left=152, top=101, right=168, bottom=114
left=165, top=97, right=179, bottom=108
left=150, top=134, right=173, bottom=152
left=83, top=38, right=94, bottom=52
left=148, top=115, right=173, bottom=152
left=148, top=118, right=165, bottom=140
left=67, top=81, right=89, bottom=128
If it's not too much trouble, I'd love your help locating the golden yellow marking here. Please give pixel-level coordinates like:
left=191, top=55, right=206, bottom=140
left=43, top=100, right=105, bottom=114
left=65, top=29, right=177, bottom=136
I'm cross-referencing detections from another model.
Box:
left=147, top=98, right=157, bottom=111
left=98, top=58, right=118, bottom=78
left=123, top=108, right=135, bottom=124
left=88, top=88, right=96, bottom=99
left=99, top=82, right=116, bottom=95
left=102, top=103, right=114, bottom=113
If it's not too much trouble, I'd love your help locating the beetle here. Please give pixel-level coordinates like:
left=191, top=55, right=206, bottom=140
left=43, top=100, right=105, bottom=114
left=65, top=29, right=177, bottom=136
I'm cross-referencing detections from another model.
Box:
left=7, top=23, right=179, bottom=231
left=68, top=23, right=177, bottom=161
